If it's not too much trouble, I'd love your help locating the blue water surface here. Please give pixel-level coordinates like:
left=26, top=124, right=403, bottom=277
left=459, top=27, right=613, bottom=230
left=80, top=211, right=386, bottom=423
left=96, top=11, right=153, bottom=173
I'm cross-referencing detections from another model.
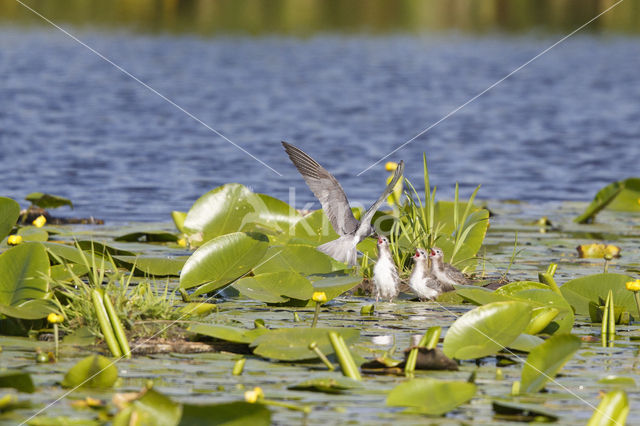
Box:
left=1, top=29, right=639, bottom=222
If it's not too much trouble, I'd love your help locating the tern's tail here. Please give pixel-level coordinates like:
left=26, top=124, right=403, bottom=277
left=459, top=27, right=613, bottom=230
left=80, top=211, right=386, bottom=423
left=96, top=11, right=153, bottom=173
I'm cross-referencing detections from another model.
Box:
left=317, top=236, right=358, bottom=266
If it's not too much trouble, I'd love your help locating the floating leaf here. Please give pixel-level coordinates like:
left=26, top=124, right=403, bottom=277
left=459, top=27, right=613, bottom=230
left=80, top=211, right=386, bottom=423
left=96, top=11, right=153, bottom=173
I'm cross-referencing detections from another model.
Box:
left=0, top=243, right=49, bottom=307
left=113, top=388, right=181, bottom=426
left=443, top=301, right=532, bottom=360
left=251, top=327, right=360, bottom=361
left=386, top=378, right=476, bottom=415
left=17, top=226, right=48, bottom=242
left=189, top=324, right=269, bottom=344
left=291, top=210, right=339, bottom=246
left=495, top=281, right=550, bottom=296
left=0, top=197, right=20, bottom=241
left=0, top=370, right=35, bottom=393
left=25, top=192, right=73, bottom=209
left=524, top=307, right=559, bottom=335
left=507, top=334, right=544, bottom=352
left=180, top=232, right=269, bottom=296
left=180, top=401, right=271, bottom=426
left=61, top=355, right=118, bottom=388
left=586, top=390, right=629, bottom=426
left=289, top=376, right=363, bottom=394
left=492, top=399, right=558, bottom=422
left=520, top=333, right=581, bottom=394
left=114, top=255, right=187, bottom=276
left=308, top=274, right=362, bottom=304
left=597, top=376, right=636, bottom=388
left=0, top=299, right=58, bottom=320
left=253, top=244, right=334, bottom=275
left=560, top=273, right=636, bottom=317
left=114, top=231, right=178, bottom=243
left=233, top=271, right=314, bottom=303
left=172, top=211, right=187, bottom=234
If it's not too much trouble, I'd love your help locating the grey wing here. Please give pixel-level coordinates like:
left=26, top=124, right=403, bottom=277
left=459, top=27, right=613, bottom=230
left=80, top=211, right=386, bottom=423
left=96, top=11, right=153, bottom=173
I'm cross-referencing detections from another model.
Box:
left=282, top=142, right=359, bottom=235
left=359, top=160, right=404, bottom=228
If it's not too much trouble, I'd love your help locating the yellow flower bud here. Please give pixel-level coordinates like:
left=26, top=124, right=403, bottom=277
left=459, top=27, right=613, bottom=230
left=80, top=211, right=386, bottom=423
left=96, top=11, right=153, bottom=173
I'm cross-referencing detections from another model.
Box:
left=385, top=161, right=398, bottom=172
left=312, top=291, right=327, bottom=303
left=33, top=215, right=47, bottom=228
left=7, top=235, right=23, bottom=245
left=47, top=313, right=64, bottom=324
left=177, top=238, right=187, bottom=248
left=244, top=387, right=264, bottom=403
left=625, top=280, right=640, bottom=292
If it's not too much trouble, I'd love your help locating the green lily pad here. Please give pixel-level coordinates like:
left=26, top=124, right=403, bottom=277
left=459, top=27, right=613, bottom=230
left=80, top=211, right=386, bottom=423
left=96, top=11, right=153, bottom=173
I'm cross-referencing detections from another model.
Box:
left=520, top=333, right=581, bottom=394
left=0, top=243, right=49, bottom=307
left=0, top=299, right=58, bottom=320
left=180, top=232, right=269, bottom=296
left=456, top=288, right=513, bottom=305
left=233, top=271, right=314, bottom=303
left=574, top=181, right=624, bottom=223
left=386, top=378, right=476, bottom=416
left=114, top=231, right=179, bottom=243
left=0, top=197, right=20, bottom=241
left=180, top=401, right=271, bottom=426
left=597, top=376, right=637, bottom=388
left=113, top=388, right=181, bottom=426
left=492, top=399, right=558, bottom=422
left=172, top=211, right=187, bottom=233
left=114, top=255, right=187, bottom=276
left=17, top=226, right=48, bottom=242
left=291, top=210, right=339, bottom=246
left=289, top=376, right=363, bottom=394
left=308, top=274, right=362, bottom=303
left=575, top=178, right=640, bottom=223
left=443, top=301, right=532, bottom=360
left=61, top=355, right=118, bottom=388
left=0, top=370, right=35, bottom=393
left=178, top=303, right=217, bottom=318
left=253, top=244, right=335, bottom=275
left=25, top=192, right=73, bottom=209
left=50, top=263, right=90, bottom=281
left=507, top=334, right=544, bottom=352
left=188, top=324, right=269, bottom=344
left=495, top=281, right=550, bottom=296
left=251, top=327, right=360, bottom=361
left=76, top=241, right=136, bottom=257
left=560, top=273, right=637, bottom=317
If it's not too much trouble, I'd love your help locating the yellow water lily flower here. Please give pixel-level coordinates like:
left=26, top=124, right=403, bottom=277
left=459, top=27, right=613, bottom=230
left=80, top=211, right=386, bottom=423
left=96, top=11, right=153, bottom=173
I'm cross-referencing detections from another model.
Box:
left=244, top=387, right=264, bottom=403
left=626, top=280, right=640, bottom=292
left=312, top=291, right=327, bottom=303
left=33, top=215, right=47, bottom=228
left=576, top=243, right=621, bottom=259
left=385, top=161, right=398, bottom=172
left=47, top=313, right=64, bottom=324
left=7, top=235, right=23, bottom=245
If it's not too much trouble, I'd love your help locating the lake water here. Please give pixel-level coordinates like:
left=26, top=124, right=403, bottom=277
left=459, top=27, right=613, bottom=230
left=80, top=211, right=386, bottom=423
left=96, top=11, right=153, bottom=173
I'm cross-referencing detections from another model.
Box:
left=2, top=28, right=640, bottom=222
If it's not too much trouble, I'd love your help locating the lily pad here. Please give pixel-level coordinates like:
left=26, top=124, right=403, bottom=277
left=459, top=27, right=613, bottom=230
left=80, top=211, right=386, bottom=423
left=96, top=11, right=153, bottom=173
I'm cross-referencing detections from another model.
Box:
left=308, top=274, right=362, bottom=303
left=114, top=231, right=179, bottom=243
left=233, top=271, right=314, bottom=303
left=443, top=301, right=532, bottom=360
left=587, top=390, right=629, bottom=426
left=0, top=197, right=20, bottom=241
left=560, top=273, right=636, bottom=317
left=251, top=327, right=360, bottom=361
left=180, top=232, right=269, bottom=296
left=291, top=210, right=339, bottom=245
left=189, top=324, right=269, bottom=344
left=492, top=399, right=558, bottom=422
left=507, top=334, right=544, bottom=352
left=115, top=255, right=187, bottom=276
left=113, top=388, right=182, bottom=426
left=0, top=243, right=49, bottom=307
left=252, top=244, right=335, bottom=275
left=386, top=378, right=476, bottom=415
left=61, top=355, right=118, bottom=388
left=520, top=333, right=581, bottom=394
left=25, top=192, right=73, bottom=209
left=574, top=180, right=624, bottom=223
left=0, top=299, right=58, bottom=320
left=597, top=376, right=637, bottom=388
left=17, top=226, right=48, bottom=242
left=0, top=370, right=35, bottom=393
left=289, top=376, right=363, bottom=394
left=180, top=401, right=271, bottom=426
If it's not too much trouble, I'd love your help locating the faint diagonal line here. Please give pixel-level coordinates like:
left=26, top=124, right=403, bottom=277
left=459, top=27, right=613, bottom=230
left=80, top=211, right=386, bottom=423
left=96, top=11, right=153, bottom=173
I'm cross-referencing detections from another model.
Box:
left=15, top=0, right=282, bottom=177
left=19, top=248, right=284, bottom=425
left=357, top=0, right=624, bottom=176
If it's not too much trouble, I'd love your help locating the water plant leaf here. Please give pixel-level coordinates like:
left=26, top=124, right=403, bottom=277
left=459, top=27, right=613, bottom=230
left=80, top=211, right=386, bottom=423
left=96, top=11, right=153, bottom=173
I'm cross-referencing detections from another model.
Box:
left=0, top=299, right=58, bottom=320
left=17, top=226, right=48, bottom=242
left=76, top=241, right=136, bottom=257
left=0, top=243, right=49, bottom=307
left=183, top=184, right=262, bottom=244
left=492, top=399, right=558, bottom=422
left=597, top=376, right=636, bottom=388
left=25, top=192, right=73, bottom=209
left=114, top=255, right=187, bottom=276
left=443, top=301, right=532, bottom=360
left=524, top=307, right=559, bottom=335
left=291, top=210, right=339, bottom=245
left=386, top=378, right=476, bottom=415
left=252, top=244, right=334, bottom=275
left=180, top=401, right=271, bottom=426
left=456, top=288, right=513, bottom=305
left=0, top=370, right=35, bottom=393
left=249, top=193, right=301, bottom=234
left=178, top=303, right=217, bottom=318
left=251, top=327, right=360, bottom=361
left=560, top=273, right=636, bottom=317
left=607, top=178, right=640, bottom=211
left=233, top=271, right=314, bottom=303
left=189, top=324, right=269, bottom=344
left=180, top=232, right=269, bottom=296
left=495, top=281, right=550, bottom=296
left=289, top=376, right=363, bottom=394
left=0, top=197, right=20, bottom=241
left=308, top=274, right=362, bottom=303
left=520, top=333, right=581, bottom=394
left=172, top=211, right=187, bottom=233
left=113, top=388, right=181, bottom=426
left=61, top=355, right=118, bottom=388
left=586, top=390, right=629, bottom=426
left=507, top=334, right=544, bottom=352
left=114, top=231, right=179, bottom=243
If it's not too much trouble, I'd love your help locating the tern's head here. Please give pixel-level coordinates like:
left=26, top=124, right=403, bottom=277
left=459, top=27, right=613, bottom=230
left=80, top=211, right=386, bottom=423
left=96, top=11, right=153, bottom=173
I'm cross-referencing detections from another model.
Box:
left=429, top=247, right=444, bottom=259
left=377, top=236, right=389, bottom=247
left=413, top=248, right=428, bottom=261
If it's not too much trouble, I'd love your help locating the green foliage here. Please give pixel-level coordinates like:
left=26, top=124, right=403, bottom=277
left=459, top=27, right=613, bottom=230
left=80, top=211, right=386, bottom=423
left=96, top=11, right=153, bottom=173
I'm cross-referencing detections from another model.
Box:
left=587, top=390, right=629, bottom=426
left=61, top=355, right=118, bottom=388
left=560, top=273, right=637, bottom=320
left=386, top=378, right=476, bottom=415
left=25, top=192, right=73, bottom=209
left=0, top=196, right=20, bottom=241
left=250, top=327, right=360, bottom=361
left=233, top=271, right=314, bottom=303
left=0, top=370, right=35, bottom=393
left=575, top=178, right=640, bottom=223
left=520, top=334, right=581, bottom=394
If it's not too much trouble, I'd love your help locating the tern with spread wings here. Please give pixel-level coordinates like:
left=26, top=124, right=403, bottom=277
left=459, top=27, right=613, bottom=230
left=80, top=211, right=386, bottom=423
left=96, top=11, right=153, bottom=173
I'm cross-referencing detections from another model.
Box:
left=282, top=141, right=404, bottom=266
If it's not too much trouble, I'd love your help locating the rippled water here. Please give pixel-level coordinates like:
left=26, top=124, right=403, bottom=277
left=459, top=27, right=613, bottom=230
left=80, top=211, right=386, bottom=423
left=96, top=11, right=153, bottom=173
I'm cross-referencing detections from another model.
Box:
left=2, top=28, right=640, bottom=222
